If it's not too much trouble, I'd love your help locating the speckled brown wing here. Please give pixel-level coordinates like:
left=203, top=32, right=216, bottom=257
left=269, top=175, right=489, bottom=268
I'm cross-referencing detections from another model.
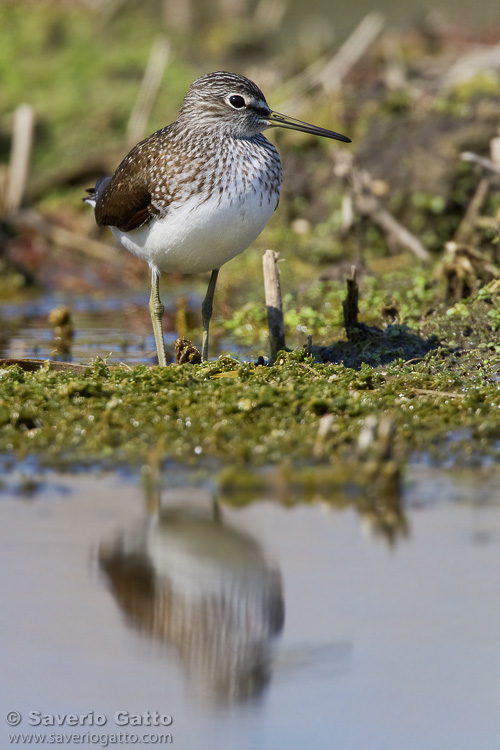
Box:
left=94, top=129, right=169, bottom=232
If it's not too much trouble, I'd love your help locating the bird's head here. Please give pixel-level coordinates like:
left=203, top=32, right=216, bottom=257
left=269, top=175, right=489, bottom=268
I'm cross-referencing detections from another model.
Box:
left=178, top=71, right=351, bottom=143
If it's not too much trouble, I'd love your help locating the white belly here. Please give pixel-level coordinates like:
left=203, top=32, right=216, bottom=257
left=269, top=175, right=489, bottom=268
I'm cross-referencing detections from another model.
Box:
left=110, top=187, right=278, bottom=275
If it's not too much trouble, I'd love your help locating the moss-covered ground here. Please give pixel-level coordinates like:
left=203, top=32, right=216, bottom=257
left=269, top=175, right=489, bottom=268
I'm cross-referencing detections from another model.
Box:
left=2, top=4, right=500, bottom=482
left=1, top=272, right=500, bottom=474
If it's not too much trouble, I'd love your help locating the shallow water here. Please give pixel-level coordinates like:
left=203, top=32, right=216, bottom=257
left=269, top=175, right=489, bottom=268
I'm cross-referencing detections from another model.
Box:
left=1, top=464, right=499, bottom=749
left=0, top=291, right=251, bottom=366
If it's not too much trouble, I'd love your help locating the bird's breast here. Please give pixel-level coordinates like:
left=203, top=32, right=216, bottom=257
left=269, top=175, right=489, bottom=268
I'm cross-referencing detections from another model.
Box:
left=112, top=149, right=281, bottom=275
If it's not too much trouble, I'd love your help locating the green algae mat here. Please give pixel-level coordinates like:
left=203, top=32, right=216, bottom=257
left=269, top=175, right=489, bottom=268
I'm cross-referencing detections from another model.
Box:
left=1, top=337, right=499, bottom=472
left=2, top=264, right=500, bottom=479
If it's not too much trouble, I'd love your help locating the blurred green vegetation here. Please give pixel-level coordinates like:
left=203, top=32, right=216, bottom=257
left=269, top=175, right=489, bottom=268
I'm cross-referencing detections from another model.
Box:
left=0, top=3, right=197, bottom=173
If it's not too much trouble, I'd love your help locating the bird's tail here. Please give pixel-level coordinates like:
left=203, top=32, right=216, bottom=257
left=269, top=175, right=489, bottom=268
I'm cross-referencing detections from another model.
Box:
left=82, top=176, right=111, bottom=208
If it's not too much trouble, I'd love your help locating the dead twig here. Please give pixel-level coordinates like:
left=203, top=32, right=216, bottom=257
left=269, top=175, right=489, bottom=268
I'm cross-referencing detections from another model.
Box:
left=5, top=104, right=34, bottom=213
left=263, top=249, right=286, bottom=361
left=382, top=31, right=407, bottom=92
left=277, top=12, right=384, bottom=111
left=461, top=151, right=500, bottom=177
left=453, top=177, right=491, bottom=244
left=355, top=191, right=430, bottom=262
left=126, top=37, right=170, bottom=148
left=313, top=413, right=335, bottom=459
left=434, top=241, right=500, bottom=301
left=338, top=160, right=431, bottom=263
left=444, top=43, right=500, bottom=87
left=0, top=358, right=89, bottom=374
left=414, top=388, right=465, bottom=398
left=456, top=134, right=500, bottom=242
left=319, top=12, right=385, bottom=94
left=342, top=265, right=360, bottom=338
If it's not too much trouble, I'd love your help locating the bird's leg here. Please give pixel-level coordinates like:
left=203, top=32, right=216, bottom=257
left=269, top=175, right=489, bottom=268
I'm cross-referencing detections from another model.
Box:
left=201, top=268, right=220, bottom=362
left=149, top=268, right=167, bottom=367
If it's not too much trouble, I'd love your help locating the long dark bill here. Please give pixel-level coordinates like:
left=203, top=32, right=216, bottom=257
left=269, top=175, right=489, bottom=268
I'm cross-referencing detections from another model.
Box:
left=267, top=110, right=351, bottom=143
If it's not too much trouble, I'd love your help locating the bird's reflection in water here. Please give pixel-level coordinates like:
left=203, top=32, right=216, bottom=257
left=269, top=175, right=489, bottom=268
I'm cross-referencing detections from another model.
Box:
left=98, top=491, right=284, bottom=704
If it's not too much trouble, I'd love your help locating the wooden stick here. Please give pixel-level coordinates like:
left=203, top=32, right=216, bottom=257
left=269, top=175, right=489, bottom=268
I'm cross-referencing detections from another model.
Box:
left=342, top=265, right=360, bottom=338
left=276, top=12, right=384, bottom=111
left=351, top=174, right=431, bottom=262
left=126, top=37, right=170, bottom=148
left=0, top=358, right=89, bottom=374
left=365, top=199, right=431, bottom=262
left=414, top=388, right=465, bottom=398
left=454, top=177, right=490, bottom=243
left=5, top=104, right=34, bottom=213
left=461, top=151, right=500, bottom=176
left=319, top=12, right=385, bottom=93
left=490, top=132, right=500, bottom=166
left=444, top=44, right=500, bottom=87
left=263, top=249, right=286, bottom=361
left=340, top=194, right=354, bottom=235
left=382, top=31, right=407, bottom=91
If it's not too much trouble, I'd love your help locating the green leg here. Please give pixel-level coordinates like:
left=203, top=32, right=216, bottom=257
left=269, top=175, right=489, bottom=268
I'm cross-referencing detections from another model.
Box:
left=201, top=268, right=219, bottom=362
left=149, top=269, right=167, bottom=367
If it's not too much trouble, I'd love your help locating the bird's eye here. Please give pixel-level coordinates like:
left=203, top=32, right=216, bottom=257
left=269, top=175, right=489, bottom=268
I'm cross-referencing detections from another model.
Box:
left=228, top=95, right=246, bottom=109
